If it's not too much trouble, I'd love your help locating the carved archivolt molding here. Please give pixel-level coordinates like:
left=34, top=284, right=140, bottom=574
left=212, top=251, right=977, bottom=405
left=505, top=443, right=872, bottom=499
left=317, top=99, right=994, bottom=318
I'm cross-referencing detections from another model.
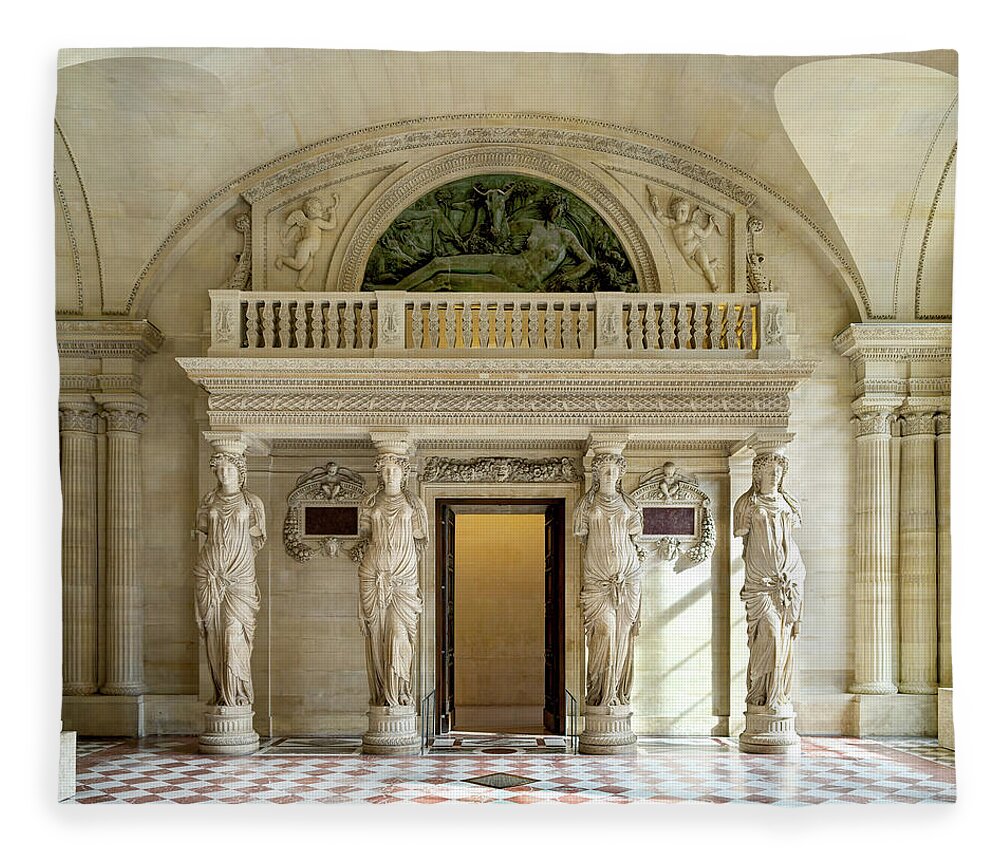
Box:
left=338, top=146, right=656, bottom=293
left=283, top=461, right=366, bottom=563
left=915, top=142, right=956, bottom=322
left=420, top=456, right=581, bottom=484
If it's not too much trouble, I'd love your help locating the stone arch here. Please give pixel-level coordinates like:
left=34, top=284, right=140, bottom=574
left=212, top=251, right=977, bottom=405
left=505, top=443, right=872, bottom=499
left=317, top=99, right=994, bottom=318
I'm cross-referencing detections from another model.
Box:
left=333, top=147, right=658, bottom=293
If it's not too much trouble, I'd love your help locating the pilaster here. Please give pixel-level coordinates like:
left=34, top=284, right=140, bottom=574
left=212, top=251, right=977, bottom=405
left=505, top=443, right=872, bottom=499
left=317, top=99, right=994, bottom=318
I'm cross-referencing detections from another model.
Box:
left=935, top=412, right=952, bottom=688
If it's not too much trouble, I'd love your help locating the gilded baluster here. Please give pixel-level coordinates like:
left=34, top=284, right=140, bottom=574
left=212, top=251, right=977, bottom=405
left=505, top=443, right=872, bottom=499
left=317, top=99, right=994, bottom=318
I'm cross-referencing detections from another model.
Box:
left=707, top=304, right=720, bottom=350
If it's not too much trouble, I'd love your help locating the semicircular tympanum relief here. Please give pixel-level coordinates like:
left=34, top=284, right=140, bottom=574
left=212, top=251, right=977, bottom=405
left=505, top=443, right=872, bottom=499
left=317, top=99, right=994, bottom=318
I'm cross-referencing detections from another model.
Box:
left=363, top=174, right=638, bottom=293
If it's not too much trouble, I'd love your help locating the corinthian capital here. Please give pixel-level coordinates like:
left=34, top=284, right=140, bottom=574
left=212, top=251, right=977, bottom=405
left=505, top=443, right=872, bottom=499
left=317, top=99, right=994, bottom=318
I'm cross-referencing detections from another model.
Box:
left=935, top=412, right=951, bottom=435
left=58, top=400, right=98, bottom=434
left=853, top=410, right=893, bottom=437
left=899, top=410, right=938, bottom=437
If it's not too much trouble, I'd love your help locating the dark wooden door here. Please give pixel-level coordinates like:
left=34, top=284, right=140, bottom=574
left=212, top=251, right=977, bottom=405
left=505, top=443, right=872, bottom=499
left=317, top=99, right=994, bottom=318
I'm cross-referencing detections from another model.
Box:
left=436, top=503, right=456, bottom=733
left=543, top=502, right=565, bottom=733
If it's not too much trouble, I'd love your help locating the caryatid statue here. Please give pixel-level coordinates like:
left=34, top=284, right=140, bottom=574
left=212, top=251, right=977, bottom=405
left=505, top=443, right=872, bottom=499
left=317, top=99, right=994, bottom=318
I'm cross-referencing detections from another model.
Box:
left=573, top=446, right=643, bottom=753
left=193, top=446, right=266, bottom=755
left=733, top=450, right=806, bottom=753
left=356, top=442, right=427, bottom=753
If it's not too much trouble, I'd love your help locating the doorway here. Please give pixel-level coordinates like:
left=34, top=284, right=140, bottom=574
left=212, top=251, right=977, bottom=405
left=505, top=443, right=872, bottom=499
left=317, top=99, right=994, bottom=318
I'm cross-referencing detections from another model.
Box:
left=436, top=499, right=565, bottom=735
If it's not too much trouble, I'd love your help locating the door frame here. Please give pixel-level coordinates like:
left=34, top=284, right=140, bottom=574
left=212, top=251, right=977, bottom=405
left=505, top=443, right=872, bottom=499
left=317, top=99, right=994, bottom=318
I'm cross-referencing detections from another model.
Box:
left=434, top=497, right=566, bottom=734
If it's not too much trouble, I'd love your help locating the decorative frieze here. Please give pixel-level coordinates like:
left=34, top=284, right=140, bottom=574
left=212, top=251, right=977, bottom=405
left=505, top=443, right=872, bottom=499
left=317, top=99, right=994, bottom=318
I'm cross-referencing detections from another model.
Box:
left=421, top=456, right=581, bottom=483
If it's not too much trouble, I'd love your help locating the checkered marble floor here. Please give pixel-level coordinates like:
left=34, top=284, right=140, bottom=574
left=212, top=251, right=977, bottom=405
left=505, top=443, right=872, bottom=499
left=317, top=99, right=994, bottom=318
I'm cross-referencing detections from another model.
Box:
left=68, top=735, right=955, bottom=805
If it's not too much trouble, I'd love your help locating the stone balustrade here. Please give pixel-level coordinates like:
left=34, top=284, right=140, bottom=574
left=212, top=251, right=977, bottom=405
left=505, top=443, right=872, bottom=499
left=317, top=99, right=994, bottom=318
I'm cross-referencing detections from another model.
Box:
left=209, top=290, right=789, bottom=359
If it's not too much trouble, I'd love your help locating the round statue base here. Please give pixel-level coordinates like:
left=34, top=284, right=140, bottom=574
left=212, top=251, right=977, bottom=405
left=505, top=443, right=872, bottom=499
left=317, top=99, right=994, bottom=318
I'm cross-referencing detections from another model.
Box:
left=362, top=705, right=420, bottom=755
left=739, top=704, right=800, bottom=755
left=579, top=704, right=637, bottom=755
left=199, top=705, right=259, bottom=756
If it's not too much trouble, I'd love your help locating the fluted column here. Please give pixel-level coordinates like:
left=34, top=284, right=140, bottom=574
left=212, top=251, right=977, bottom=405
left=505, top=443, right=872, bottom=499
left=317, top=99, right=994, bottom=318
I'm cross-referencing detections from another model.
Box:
left=850, top=406, right=897, bottom=694
left=60, top=398, right=99, bottom=695
left=936, top=412, right=951, bottom=688
left=98, top=398, right=147, bottom=696
left=898, top=409, right=938, bottom=694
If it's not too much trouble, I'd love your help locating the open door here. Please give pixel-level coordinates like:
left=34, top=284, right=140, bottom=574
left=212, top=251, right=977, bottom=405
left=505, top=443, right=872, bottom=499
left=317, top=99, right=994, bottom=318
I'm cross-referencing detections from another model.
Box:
left=543, top=502, right=565, bottom=733
left=436, top=503, right=456, bottom=733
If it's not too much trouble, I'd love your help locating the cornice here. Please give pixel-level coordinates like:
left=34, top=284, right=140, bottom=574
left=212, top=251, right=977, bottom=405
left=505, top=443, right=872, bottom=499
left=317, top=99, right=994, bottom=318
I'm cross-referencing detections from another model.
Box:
left=56, top=319, right=164, bottom=360
left=833, top=322, right=952, bottom=362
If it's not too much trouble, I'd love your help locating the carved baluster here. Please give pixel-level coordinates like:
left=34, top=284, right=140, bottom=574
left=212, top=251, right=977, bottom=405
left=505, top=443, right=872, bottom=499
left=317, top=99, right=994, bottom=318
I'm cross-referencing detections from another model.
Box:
left=527, top=304, right=540, bottom=348
left=277, top=302, right=291, bottom=348
left=659, top=303, right=673, bottom=349
left=478, top=304, right=491, bottom=349
left=511, top=303, right=523, bottom=348
left=460, top=303, right=472, bottom=348
left=644, top=303, right=660, bottom=350
left=694, top=304, right=709, bottom=350
left=411, top=304, right=424, bottom=349
left=737, top=304, right=749, bottom=349
left=326, top=303, right=340, bottom=349
left=427, top=301, right=440, bottom=349
left=561, top=304, right=575, bottom=349
left=683, top=304, right=697, bottom=350
left=309, top=302, right=323, bottom=348
left=444, top=302, right=457, bottom=348
left=260, top=302, right=275, bottom=348
left=245, top=302, right=260, bottom=349
left=343, top=302, right=357, bottom=349
left=577, top=303, right=590, bottom=350
left=360, top=302, right=373, bottom=349
left=628, top=301, right=644, bottom=350
left=544, top=303, right=556, bottom=349
left=294, top=302, right=307, bottom=348
left=707, top=304, right=720, bottom=350
left=724, top=303, right=737, bottom=350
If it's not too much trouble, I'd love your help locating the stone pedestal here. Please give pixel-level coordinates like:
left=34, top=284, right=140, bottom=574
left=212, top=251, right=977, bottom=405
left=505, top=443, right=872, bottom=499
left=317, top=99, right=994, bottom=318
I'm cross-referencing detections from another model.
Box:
left=579, top=705, right=636, bottom=755
left=61, top=694, right=145, bottom=737
left=848, top=692, right=937, bottom=736
left=938, top=688, right=954, bottom=750
left=199, top=705, right=259, bottom=756
left=739, top=703, right=800, bottom=755
left=59, top=730, right=77, bottom=801
left=362, top=705, right=420, bottom=755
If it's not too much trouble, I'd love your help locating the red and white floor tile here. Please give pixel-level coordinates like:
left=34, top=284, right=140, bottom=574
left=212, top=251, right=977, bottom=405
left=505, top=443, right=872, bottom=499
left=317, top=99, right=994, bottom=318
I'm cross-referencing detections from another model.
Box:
left=68, top=734, right=955, bottom=806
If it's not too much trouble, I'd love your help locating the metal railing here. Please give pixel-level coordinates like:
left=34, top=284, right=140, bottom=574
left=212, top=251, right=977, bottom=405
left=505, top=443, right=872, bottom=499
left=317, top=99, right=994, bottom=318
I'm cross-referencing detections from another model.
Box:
left=420, top=689, right=436, bottom=755
left=565, top=689, right=579, bottom=754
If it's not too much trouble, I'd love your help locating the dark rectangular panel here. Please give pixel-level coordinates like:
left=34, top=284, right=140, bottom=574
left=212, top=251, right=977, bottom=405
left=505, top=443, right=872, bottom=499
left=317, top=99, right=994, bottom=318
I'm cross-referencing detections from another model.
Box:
left=643, top=506, right=696, bottom=537
left=303, top=505, right=359, bottom=537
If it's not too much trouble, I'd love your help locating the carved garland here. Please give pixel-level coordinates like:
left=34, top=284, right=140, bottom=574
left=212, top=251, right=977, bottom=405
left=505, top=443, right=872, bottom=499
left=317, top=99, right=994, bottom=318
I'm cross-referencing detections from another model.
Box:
left=283, top=461, right=367, bottom=563
left=420, top=456, right=581, bottom=483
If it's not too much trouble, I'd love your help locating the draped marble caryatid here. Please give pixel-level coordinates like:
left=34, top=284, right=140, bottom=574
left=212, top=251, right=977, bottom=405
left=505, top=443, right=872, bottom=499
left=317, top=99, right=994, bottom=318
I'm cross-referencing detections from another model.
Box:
left=357, top=452, right=427, bottom=709
left=356, top=434, right=426, bottom=755
left=574, top=439, right=642, bottom=754
left=194, top=440, right=266, bottom=755
left=734, top=449, right=806, bottom=754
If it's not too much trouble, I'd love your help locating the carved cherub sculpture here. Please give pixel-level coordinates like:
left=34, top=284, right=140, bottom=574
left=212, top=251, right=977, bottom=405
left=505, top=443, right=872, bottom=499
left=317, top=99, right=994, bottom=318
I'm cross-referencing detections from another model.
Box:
left=275, top=195, right=339, bottom=288
left=648, top=187, right=722, bottom=291
left=639, top=460, right=698, bottom=500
